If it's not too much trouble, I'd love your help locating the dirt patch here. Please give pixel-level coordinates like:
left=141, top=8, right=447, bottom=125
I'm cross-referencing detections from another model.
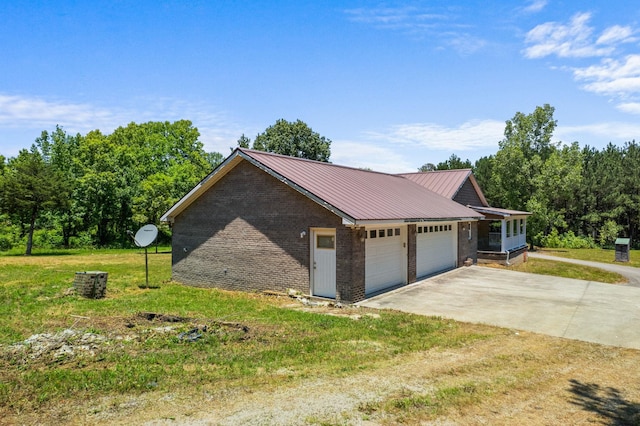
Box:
left=56, top=329, right=640, bottom=425
left=2, top=312, right=251, bottom=366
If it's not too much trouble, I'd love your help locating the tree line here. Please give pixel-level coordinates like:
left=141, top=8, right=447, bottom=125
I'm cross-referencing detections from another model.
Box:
left=1, top=107, right=636, bottom=253
left=434, top=104, right=639, bottom=249
left=0, top=119, right=331, bottom=254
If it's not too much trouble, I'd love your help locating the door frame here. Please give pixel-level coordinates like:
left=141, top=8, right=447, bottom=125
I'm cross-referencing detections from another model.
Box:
left=310, top=228, right=337, bottom=298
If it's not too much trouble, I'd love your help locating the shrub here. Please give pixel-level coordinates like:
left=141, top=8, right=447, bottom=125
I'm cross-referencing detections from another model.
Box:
left=537, top=229, right=598, bottom=249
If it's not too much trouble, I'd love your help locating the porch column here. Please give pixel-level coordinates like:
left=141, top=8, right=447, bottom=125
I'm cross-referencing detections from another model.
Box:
left=501, top=219, right=507, bottom=252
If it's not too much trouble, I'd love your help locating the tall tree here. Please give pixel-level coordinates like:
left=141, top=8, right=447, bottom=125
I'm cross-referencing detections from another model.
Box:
left=0, top=149, right=71, bottom=254
left=489, top=104, right=558, bottom=211
left=251, top=119, right=331, bottom=161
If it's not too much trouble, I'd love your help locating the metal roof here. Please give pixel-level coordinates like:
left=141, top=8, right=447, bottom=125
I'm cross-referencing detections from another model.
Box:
left=468, top=205, right=531, bottom=217
left=161, top=149, right=484, bottom=225
left=399, top=169, right=489, bottom=207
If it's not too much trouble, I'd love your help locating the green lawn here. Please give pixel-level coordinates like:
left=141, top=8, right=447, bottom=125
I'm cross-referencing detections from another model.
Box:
left=0, top=249, right=491, bottom=418
left=491, top=257, right=627, bottom=284
left=537, top=247, right=640, bottom=267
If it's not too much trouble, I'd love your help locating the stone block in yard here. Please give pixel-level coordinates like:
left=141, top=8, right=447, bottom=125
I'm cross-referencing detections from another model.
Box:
left=73, top=271, right=108, bottom=299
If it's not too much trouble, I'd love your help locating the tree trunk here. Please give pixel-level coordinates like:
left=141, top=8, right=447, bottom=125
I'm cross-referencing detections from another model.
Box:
left=25, top=207, right=37, bottom=255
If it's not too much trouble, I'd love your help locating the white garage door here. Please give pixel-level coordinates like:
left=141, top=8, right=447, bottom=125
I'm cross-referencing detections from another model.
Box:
left=416, top=223, right=457, bottom=278
left=365, top=227, right=405, bottom=295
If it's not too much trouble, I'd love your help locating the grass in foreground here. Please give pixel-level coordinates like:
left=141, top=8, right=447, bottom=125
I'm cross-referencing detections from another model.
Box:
left=485, top=258, right=627, bottom=284
left=0, top=250, right=491, bottom=421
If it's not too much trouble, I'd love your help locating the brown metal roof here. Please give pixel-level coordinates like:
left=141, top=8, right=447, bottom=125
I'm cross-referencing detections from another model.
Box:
left=399, top=169, right=471, bottom=199
left=400, top=169, right=490, bottom=207
left=237, top=149, right=483, bottom=223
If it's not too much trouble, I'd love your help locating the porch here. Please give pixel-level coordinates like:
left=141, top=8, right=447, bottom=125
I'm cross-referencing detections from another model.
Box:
left=470, top=206, right=531, bottom=266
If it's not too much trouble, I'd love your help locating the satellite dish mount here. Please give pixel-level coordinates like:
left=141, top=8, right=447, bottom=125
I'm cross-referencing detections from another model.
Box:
left=129, top=224, right=159, bottom=288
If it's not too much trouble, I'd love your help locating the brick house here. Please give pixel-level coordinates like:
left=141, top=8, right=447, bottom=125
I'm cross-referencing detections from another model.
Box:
left=161, top=148, right=485, bottom=303
left=401, top=169, right=531, bottom=265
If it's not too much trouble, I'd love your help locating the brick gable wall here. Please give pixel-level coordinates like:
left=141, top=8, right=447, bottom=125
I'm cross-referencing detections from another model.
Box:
left=453, top=179, right=484, bottom=206
left=171, top=159, right=365, bottom=301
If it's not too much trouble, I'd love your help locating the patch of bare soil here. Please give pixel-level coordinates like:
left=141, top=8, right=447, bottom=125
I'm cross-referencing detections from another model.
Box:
left=43, top=325, right=639, bottom=425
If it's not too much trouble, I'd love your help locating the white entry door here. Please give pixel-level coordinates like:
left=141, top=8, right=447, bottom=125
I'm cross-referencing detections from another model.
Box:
left=311, top=228, right=336, bottom=298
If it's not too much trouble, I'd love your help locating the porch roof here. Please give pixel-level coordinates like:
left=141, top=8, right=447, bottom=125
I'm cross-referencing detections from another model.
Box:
left=469, top=205, right=531, bottom=218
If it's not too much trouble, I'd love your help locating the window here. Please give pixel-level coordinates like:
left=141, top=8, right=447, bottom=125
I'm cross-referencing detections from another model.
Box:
left=506, top=220, right=511, bottom=237
left=439, top=225, right=443, bottom=232
left=370, top=230, right=377, bottom=239
left=417, top=226, right=422, bottom=233
left=429, top=226, right=433, bottom=232
left=387, top=229, right=393, bottom=237
left=378, top=229, right=385, bottom=238
left=317, top=235, right=335, bottom=249
left=520, top=219, right=524, bottom=234
left=395, top=228, right=400, bottom=236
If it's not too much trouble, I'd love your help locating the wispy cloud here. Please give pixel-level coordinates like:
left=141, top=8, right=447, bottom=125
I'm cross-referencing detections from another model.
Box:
left=523, top=12, right=624, bottom=59
left=331, top=140, right=415, bottom=173
left=556, top=121, right=640, bottom=143
left=523, top=12, right=640, bottom=113
left=0, top=93, right=243, bottom=155
left=344, top=6, right=487, bottom=55
left=365, top=120, right=504, bottom=151
left=571, top=55, right=640, bottom=97
left=0, top=94, right=118, bottom=130
left=523, top=0, right=548, bottom=14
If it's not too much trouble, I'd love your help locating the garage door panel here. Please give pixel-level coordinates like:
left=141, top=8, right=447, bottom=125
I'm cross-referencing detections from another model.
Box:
left=365, top=227, right=405, bottom=295
left=417, top=223, right=456, bottom=278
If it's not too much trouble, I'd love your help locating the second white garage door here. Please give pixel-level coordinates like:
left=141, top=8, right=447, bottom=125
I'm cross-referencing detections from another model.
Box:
left=365, top=227, right=405, bottom=295
left=416, top=223, right=457, bottom=278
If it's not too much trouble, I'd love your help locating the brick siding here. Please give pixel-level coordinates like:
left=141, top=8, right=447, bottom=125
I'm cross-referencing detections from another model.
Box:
left=457, top=221, right=478, bottom=265
left=171, top=159, right=367, bottom=302
left=453, top=179, right=484, bottom=206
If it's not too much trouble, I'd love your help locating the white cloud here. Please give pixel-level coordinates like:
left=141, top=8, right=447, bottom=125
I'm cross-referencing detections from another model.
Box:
left=597, top=25, right=636, bottom=45
left=0, top=93, right=244, bottom=156
left=343, top=7, right=444, bottom=28
left=331, top=140, right=415, bottom=173
left=344, top=6, right=487, bottom=55
left=365, top=120, right=504, bottom=151
left=523, top=12, right=616, bottom=59
left=572, top=55, right=640, bottom=97
left=617, top=102, right=640, bottom=115
left=556, top=122, right=640, bottom=144
left=523, top=0, right=548, bottom=14
left=0, top=94, right=117, bottom=129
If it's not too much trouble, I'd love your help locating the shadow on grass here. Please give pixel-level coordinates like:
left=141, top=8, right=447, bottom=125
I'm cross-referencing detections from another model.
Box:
left=569, top=379, right=640, bottom=424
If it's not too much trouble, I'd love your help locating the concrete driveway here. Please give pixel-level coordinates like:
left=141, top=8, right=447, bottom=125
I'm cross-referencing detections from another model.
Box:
left=359, top=266, right=640, bottom=350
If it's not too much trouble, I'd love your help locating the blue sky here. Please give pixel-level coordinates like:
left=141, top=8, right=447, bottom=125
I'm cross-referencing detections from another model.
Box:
left=2, top=1, right=640, bottom=172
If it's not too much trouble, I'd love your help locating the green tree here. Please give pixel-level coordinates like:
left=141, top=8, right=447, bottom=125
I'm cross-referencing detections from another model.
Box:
left=251, top=119, right=331, bottom=161
left=436, top=154, right=472, bottom=170
left=490, top=104, right=558, bottom=211
left=33, top=126, right=83, bottom=247
left=418, top=163, right=435, bottom=172
left=0, top=149, right=71, bottom=254
left=237, top=134, right=251, bottom=149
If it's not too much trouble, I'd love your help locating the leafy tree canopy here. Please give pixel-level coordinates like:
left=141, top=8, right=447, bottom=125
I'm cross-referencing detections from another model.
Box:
left=241, top=119, right=331, bottom=162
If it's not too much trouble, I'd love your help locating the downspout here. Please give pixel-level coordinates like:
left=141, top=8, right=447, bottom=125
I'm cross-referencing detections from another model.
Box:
left=505, top=249, right=511, bottom=266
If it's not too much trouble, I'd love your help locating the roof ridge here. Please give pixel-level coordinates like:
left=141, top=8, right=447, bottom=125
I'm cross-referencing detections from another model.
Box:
left=239, top=147, right=404, bottom=177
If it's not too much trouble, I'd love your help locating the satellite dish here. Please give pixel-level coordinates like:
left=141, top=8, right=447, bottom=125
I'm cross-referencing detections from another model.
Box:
left=133, top=224, right=158, bottom=248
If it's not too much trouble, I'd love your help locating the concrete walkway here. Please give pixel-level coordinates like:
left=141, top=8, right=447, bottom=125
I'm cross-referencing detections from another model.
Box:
left=528, top=251, right=640, bottom=287
left=359, top=266, right=640, bottom=350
